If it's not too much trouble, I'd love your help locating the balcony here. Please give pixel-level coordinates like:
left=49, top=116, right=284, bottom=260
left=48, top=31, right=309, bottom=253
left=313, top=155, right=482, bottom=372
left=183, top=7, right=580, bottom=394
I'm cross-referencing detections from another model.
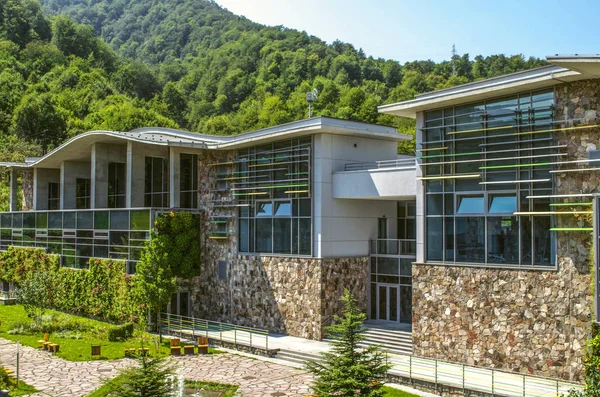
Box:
left=0, top=209, right=157, bottom=269
left=332, top=159, right=417, bottom=200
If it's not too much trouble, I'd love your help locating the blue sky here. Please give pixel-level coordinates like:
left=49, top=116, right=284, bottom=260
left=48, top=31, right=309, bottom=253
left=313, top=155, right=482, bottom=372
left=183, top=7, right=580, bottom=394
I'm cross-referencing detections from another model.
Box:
left=216, top=0, right=600, bottom=64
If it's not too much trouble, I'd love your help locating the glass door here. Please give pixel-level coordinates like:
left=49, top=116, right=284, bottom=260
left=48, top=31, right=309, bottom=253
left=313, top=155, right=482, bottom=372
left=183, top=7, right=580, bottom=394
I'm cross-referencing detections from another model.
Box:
left=377, top=284, right=399, bottom=322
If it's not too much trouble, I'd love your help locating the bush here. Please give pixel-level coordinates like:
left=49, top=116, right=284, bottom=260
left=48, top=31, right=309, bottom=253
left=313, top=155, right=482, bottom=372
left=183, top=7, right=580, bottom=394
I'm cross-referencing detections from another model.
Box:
left=0, top=367, right=9, bottom=390
left=108, top=322, right=135, bottom=342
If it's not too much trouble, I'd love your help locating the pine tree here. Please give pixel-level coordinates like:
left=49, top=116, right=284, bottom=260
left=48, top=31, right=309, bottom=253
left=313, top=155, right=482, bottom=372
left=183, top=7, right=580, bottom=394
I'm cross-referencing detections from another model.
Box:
left=307, top=289, right=391, bottom=397
left=111, top=354, right=176, bottom=397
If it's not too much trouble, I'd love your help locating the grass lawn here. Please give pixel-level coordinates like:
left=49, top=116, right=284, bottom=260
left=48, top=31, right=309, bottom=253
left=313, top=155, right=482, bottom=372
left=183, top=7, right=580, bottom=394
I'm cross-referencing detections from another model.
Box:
left=382, top=385, right=421, bottom=397
left=0, top=305, right=222, bottom=361
left=2, top=377, right=39, bottom=396
left=88, top=375, right=239, bottom=397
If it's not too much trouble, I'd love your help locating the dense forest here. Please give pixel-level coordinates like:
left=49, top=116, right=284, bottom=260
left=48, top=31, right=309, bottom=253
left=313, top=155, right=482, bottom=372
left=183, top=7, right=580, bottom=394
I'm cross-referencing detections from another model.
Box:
left=0, top=0, right=547, bottom=167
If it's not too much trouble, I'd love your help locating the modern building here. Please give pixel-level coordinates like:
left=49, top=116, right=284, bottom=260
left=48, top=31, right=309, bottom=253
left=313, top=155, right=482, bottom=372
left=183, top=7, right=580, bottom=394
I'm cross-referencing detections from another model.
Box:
left=380, top=55, right=600, bottom=382
left=0, top=117, right=416, bottom=342
left=1, top=54, right=599, bottom=383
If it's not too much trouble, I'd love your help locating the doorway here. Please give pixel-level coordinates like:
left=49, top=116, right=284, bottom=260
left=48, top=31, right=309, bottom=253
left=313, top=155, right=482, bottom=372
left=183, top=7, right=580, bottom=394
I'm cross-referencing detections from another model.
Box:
left=376, top=284, right=399, bottom=322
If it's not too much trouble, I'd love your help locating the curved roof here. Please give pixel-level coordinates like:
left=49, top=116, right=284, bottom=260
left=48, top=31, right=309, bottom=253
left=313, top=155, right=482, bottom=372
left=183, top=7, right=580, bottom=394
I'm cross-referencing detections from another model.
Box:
left=1, top=117, right=410, bottom=169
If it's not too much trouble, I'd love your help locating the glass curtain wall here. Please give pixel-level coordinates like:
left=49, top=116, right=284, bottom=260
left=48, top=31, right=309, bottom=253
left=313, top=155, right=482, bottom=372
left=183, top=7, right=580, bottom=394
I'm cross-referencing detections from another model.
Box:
left=76, top=178, right=91, bottom=209
left=108, top=162, right=126, bottom=208
left=180, top=154, right=198, bottom=209
left=422, top=90, right=555, bottom=267
left=237, top=137, right=312, bottom=256
left=144, top=157, right=168, bottom=207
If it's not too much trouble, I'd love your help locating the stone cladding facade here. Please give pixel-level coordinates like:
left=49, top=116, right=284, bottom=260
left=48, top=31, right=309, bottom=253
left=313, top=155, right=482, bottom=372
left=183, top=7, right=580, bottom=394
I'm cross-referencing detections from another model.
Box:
left=412, top=80, right=600, bottom=382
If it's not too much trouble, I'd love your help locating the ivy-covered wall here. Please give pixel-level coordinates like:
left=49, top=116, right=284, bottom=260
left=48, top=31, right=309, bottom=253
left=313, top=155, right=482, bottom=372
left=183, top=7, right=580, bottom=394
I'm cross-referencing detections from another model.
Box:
left=0, top=247, right=141, bottom=322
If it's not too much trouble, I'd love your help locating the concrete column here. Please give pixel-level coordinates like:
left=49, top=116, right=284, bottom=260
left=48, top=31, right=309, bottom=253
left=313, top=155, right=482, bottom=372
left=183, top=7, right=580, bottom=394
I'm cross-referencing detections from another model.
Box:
left=169, top=147, right=180, bottom=208
left=415, top=111, right=426, bottom=263
left=60, top=161, right=91, bottom=209
left=9, top=168, right=18, bottom=212
left=126, top=141, right=146, bottom=208
left=91, top=143, right=109, bottom=209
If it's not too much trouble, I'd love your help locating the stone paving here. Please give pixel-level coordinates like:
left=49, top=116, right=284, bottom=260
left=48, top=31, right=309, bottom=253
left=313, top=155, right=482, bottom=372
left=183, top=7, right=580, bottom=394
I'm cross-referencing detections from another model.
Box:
left=0, top=338, right=314, bottom=397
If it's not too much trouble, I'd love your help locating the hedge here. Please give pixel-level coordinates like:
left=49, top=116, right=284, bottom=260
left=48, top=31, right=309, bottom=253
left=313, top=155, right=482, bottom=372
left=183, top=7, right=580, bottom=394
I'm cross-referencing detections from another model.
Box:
left=0, top=247, right=142, bottom=323
left=108, top=322, right=135, bottom=342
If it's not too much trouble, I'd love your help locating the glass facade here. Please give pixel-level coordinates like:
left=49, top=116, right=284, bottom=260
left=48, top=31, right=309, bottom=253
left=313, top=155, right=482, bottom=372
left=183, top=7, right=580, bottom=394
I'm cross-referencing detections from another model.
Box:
left=180, top=154, right=198, bottom=209
left=422, top=90, right=556, bottom=267
left=0, top=209, right=152, bottom=269
left=48, top=182, right=60, bottom=210
left=108, top=162, right=126, bottom=208
left=237, top=138, right=312, bottom=256
left=144, top=157, right=168, bottom=207
left=76, top=178, right=91, bottom=209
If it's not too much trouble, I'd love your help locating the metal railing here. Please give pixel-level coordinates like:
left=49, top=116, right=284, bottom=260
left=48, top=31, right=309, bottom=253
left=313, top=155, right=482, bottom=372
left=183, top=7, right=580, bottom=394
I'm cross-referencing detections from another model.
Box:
left=388, top=353, right=582, bottom=397
left=344, top=158, right=416, bottom=171
left=370, top=238, right=417, bottom=257
left=160, top=313, right=270, bottom=351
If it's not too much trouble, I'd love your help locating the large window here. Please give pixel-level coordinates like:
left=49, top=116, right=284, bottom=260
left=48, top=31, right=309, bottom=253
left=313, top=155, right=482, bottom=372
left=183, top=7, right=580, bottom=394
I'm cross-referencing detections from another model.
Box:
left=48, top=182, right=60, bottom=210
left=144, top=157, right=168, bottom=207
left=237, top=138, right=312, bottom=255
left=108, top=162, right=126, bottom=208
left=422, top=90, right=555, bottom=267
left=180, top=154, right=198, bottom=209
left=76, top=178, right=91, bottom=209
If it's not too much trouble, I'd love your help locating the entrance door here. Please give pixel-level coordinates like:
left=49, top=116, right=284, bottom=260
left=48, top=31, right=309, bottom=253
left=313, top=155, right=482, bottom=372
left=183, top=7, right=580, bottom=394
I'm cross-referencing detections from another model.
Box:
left=377, top=284, right=399, bottom=322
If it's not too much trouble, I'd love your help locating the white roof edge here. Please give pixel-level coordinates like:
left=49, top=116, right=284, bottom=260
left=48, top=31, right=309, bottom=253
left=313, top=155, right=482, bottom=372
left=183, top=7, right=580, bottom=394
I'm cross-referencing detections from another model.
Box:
left=378, top=65, right=582, bottom=118
left=5, top=117, right=406, bottom=169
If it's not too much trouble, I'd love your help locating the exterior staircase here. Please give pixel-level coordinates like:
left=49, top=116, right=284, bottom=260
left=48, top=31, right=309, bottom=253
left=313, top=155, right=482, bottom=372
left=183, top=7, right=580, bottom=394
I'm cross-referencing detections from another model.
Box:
left=359, top=326, right=412, bottom=356
left=273, top=322, right=413, bottom=366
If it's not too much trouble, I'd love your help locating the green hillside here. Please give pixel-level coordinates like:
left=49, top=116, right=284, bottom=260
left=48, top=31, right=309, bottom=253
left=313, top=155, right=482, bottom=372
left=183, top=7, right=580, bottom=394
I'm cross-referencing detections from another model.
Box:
left=0, top=0, right=547, bottom=167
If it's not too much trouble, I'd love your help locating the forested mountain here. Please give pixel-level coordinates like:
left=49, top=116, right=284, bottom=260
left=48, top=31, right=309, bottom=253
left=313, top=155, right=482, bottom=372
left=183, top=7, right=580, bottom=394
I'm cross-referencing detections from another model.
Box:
left=0, top=0, right=547, bottom=167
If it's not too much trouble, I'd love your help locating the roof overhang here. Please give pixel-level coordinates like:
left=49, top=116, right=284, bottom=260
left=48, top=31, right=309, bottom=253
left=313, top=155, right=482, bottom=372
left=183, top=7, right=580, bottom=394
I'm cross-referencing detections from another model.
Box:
left=378, top=65, right=584, bottom=119
left=2, top=117, right=409, bottom=170
left=379, top=55, right=600, bottom=119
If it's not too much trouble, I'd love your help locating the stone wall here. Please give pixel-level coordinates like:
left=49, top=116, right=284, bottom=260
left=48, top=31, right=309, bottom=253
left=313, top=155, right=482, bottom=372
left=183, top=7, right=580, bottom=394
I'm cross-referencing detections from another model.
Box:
left=21, top=170, right=33, bottom=211
left=188, top=255, right=368, bottom=340
left=412, top=80, right=600, bottom=382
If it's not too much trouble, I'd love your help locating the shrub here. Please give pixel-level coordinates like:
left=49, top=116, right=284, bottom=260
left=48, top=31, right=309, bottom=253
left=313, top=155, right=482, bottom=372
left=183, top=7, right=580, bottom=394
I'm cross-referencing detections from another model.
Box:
left=0, top=367, right=9, bottom=390
left=108, top=322, right=135, bottom=342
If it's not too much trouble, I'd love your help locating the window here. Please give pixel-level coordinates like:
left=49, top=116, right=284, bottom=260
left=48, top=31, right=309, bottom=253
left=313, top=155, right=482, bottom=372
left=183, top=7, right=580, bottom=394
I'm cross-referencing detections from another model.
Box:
left=144, top=157, right=168, bottom=207
left=76, top=178, right=90, bottom=209
left=48, top=182, right=60, bottom=210
left=180, top=154, right=198, bottom=208
left=108, top=162, right=126, bottom=208
left=237, top=138, right=312, bottom=256
left=423, top=90, right=556, bottom=267
left=218, top=260, right=228, bottom=280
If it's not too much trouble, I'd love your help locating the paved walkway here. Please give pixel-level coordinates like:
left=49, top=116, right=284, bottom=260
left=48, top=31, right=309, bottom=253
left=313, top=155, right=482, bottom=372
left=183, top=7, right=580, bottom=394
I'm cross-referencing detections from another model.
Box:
left=0, top=338, right=315, bottom=397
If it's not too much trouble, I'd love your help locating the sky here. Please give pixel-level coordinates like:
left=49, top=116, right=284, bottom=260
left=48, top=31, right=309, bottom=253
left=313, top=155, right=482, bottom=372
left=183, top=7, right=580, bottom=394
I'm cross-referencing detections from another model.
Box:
left=215, top=0, right=600, bottom=64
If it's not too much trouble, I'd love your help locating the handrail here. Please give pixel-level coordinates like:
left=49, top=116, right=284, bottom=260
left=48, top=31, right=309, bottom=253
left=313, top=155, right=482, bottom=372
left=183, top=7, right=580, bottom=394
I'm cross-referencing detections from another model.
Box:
left=344, top=158, right=416, bottom=171
left=370, top=238, right=416, bottom=257
left=160, top=312, right=270, bottom=351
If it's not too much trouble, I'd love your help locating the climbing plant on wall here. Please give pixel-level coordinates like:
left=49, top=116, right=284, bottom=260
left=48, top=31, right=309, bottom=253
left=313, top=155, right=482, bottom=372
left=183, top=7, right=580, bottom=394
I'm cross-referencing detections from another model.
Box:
left=134, top=211, right=202, bottom=330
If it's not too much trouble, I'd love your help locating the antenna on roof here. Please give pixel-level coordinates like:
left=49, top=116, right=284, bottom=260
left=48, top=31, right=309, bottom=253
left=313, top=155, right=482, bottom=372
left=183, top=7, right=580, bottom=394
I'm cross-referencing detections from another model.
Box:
left=306, top=88, right=318, bottom=118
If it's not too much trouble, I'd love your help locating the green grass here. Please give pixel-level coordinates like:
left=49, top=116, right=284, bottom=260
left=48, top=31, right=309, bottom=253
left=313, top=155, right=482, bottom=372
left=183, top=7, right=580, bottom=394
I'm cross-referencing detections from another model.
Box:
left=3, top=378, right=39, bottom=396
left=88, top=376, right=239, bottom=397
left=382, top=385, right=421, bottom=397
left=0, top=305, right=222, bottom=361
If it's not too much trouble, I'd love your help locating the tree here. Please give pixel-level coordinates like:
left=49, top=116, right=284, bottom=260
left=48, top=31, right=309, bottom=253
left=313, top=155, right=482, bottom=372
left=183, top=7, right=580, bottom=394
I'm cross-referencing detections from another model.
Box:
left=110, top=354, right=176, bottom=397
left=306, top=289, right=391, bottom=397
left=14, top=270, right=53, bottom=323
left=11, top=93, right=66, bottom=152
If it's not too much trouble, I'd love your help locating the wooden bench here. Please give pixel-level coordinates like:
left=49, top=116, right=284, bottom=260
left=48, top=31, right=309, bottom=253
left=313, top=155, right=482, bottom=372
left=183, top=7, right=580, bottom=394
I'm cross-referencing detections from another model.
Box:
left=170, top=338, right=181, bottom=356
left=138, top=347, right=149, bottom=356
left=48, top=343, right=60, bottom=353
left=124, top=348, right=136, bottom=358
left=37, top=333, right=50, bottom=348
left=184, top=345, right=195, bottom=355
left=42, top=341, right=52, bottom=351
left=197, top=336, right=209, bottom=355
left=2, top=367, right=14, bottom=376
